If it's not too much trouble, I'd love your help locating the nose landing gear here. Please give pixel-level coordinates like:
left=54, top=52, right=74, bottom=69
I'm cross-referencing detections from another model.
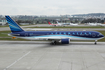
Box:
left=94, top=40, right=97, bottom=45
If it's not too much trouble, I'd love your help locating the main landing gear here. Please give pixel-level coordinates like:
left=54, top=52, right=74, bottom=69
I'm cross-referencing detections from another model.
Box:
left=94, top=40, right=97, bottom=45
left=51, top=41, right=57, bottom=45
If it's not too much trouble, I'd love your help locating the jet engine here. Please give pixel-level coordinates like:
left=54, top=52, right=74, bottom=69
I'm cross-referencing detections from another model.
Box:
left=61, top=38, right=70, bottom=44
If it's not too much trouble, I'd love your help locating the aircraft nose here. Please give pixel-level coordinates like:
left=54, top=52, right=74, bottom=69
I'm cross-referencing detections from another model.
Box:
left=101, top=35, right=104, bottom=38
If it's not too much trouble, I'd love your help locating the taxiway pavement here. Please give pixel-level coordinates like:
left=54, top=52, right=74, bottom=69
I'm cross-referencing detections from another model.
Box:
left=0, top=27, right=105, bottom=31
left=0, top=41, right=105, bottom=70
left=0, top=24, right=105, bottom=31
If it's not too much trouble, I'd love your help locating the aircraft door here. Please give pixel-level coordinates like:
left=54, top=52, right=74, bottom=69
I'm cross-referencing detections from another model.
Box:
left=25, top=33, right=28, bottom=37
left=92, top=33, right=96, bottom=37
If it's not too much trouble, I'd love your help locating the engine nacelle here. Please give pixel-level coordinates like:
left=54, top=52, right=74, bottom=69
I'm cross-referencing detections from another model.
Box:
left=61, top=38, right=70, bottom=44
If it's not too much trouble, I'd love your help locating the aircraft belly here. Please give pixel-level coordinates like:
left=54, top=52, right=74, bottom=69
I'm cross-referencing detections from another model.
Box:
left=19, top=36, right=102, bottom=41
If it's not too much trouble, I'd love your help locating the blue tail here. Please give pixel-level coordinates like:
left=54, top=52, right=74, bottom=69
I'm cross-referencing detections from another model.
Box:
left=5, top=16, right=24, bottom=32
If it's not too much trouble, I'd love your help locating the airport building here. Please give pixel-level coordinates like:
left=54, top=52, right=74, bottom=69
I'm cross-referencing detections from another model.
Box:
left=0, top=18, right=7, bottom=25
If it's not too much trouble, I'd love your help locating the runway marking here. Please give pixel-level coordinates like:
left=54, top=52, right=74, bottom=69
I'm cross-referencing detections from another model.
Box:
left=4, top=51, right=31, bottom=70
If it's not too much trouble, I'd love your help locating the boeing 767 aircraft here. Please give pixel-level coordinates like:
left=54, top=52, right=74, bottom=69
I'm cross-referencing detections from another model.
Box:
left=5, top=16, right=104, bottom=45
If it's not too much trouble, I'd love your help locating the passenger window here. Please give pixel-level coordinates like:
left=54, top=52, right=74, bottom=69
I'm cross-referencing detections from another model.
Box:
left=85, top=32, right=88, bottom=36
left=80, top=32, right=84, bottom=36
left=68, top=32, right=70, bottom=35
left=77, top=32, right=79, bottom=35
left=89, top=32, right=91, bottom=35
left=64, top=32, right=66, bottom=34
left=59, top=32, right=61, bottom=34
left=73, top=32, right=75, bottom=35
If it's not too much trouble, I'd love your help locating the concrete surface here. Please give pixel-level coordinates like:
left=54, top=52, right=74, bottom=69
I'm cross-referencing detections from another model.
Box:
left=0, top=27, right=105, bottom=31
left=0, top=41, right=105, bottom=70
left=0, top=24, right=105, bottom=31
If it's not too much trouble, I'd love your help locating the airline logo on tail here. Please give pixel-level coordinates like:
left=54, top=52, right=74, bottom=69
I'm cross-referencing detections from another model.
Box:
left=56, top=21, right=59, bottom=24
left=48, top=22, right=52, bottom=25
left=48, top=21, right=62, bottom=26
left=5, top=16, right=24, bottom=32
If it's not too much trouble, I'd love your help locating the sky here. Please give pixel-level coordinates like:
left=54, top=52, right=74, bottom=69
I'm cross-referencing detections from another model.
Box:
left=0, top=0, right=105, bottom=15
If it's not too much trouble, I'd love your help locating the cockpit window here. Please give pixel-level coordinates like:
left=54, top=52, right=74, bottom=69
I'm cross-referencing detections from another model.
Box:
left=99, top=33, right=102, bottom=35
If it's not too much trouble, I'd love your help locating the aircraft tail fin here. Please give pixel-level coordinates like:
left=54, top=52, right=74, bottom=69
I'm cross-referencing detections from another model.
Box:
left=5, top=16, right=24, bottom=33
left=48, top=21, right=52, bottom=25
left=57, top=21, right=60, bottom=24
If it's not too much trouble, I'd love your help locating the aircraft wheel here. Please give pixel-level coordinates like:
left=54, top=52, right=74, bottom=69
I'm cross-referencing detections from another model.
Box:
left=51, top=41, right=56, bottom=45
left=94, top=40, right=97, bottom=45
left=54, top=41, right=57, bottom=45
left=94, top=42, right=97, bottom=45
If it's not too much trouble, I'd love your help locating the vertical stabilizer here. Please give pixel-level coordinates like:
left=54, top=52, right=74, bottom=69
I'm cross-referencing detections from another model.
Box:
left=48, top=21, right=52, bottom=25
left=5, top=16, right=24, bottom=32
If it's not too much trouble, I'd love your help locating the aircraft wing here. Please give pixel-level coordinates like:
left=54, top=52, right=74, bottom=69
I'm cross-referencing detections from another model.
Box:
left=35, top=37, right=68, bottom=40
left=30, top=36, right=70, bottom=41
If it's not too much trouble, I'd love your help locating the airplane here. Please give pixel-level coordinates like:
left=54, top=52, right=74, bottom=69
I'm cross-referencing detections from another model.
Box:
left=92, top=23, right=105, bottom=27
left=56, top=21, right=70, bottom=25
left=48, top=21, right=61, bottom=26
left=70, top=23, right=78, bottom=26
left=5, top=16, right=104, bottom=45
left=88, top=23, right=98, bottom=26
left=98, top=24, right=105, bottom=27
